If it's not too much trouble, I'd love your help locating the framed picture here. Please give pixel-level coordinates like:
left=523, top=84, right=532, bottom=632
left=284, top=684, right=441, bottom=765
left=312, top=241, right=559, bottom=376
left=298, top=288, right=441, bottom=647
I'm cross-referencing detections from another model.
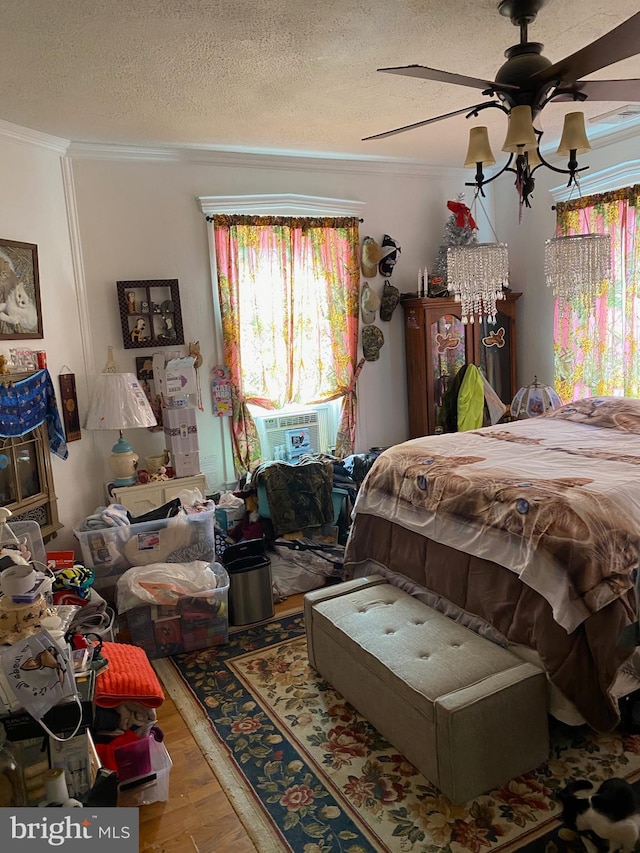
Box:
left=0, top=239, right=43, bottom=339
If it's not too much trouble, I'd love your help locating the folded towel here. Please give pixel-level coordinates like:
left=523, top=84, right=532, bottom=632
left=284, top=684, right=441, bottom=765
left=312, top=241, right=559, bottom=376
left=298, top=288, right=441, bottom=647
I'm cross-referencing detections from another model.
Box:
left=94, top=642, right=165, bottom=709
left=102, top=504, right=131, bottom=527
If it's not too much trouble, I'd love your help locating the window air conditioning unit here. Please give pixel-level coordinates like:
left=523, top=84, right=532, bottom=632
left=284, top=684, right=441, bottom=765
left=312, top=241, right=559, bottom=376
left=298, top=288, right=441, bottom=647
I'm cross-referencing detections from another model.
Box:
left=255, top=408, right=331, bottom=461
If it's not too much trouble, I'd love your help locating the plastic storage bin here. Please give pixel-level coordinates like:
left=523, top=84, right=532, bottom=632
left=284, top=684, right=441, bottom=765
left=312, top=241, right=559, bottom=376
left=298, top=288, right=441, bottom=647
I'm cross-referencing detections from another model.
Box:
left=73, top=509, right=216, bottom=601
left=118, top=737, right=172, bottom=807
left=257, top=485, right=347, bottom=525
left=222, top=540, right=274, bottom=626
left=125, top=562, right=229, bottom=659
left=3, top=520, right=47, bottom=568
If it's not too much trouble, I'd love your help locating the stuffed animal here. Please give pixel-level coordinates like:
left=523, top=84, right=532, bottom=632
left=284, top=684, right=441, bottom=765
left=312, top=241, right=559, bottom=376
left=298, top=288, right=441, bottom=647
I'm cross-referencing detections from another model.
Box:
left=130, top=318, right=147, bottom=343
left=557, top=778, right=640, bottom=853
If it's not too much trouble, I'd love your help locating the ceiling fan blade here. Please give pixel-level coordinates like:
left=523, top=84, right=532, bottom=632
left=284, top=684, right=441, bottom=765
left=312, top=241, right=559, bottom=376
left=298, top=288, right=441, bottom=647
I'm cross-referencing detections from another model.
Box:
left=362, top=103, right=495, bottom=141
left=379, top=65, right=519, bottom=92
left=533, top=12, right=640, bottom=86
left=553, top=79, right=640, bottom=102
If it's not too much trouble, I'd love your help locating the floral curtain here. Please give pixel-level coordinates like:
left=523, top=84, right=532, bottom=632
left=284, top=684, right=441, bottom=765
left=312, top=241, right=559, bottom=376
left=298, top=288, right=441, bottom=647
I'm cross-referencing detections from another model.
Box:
left=212, top=215, right=361, bottom=476
left=554, top=185, right=640, bottom=402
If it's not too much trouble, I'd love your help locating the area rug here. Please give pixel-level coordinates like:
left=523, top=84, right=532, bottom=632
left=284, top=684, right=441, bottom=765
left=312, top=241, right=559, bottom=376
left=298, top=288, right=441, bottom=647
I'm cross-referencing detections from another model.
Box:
left=154, top=612, right=640, bottom=853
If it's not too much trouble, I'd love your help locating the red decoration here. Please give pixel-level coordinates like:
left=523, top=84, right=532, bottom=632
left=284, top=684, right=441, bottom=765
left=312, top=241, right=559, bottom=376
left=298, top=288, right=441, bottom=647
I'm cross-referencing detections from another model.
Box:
left=446, top=200, right=477, bottom=230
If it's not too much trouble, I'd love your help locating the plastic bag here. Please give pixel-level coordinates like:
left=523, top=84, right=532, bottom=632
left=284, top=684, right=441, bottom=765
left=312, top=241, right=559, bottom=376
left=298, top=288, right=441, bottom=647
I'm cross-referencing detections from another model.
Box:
left=270, top=545, right=341, bottom=601
left=116, top=560, right=227, bottom=613
left=176, top=488, right=204, bottom=508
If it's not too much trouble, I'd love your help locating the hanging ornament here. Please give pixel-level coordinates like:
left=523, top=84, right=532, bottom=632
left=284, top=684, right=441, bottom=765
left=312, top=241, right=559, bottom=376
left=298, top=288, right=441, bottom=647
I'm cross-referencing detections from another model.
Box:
left=188, top=341, right=204, bottom=411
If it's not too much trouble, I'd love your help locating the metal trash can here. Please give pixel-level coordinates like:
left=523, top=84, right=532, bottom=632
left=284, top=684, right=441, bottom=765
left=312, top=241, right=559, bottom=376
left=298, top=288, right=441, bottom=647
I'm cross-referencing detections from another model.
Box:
left=222, top=539, right=274, bottom=626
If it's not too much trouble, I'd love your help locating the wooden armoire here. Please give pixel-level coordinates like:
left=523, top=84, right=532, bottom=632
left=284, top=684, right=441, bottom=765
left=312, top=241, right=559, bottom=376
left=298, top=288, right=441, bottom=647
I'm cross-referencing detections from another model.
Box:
left=402, top=292, right=521, bottom=438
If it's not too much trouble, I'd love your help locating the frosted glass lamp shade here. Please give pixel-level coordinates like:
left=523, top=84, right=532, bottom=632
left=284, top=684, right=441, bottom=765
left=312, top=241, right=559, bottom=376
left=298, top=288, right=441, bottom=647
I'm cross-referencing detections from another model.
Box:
left=84, top=372, right=157, bottom=487
left=557, top=112, right=590, bottom=156
left=510, top=376, right=562, bottom=419
left=464, top=127, right=496, bottom=167
left=501, top=105, right=538, bottom=153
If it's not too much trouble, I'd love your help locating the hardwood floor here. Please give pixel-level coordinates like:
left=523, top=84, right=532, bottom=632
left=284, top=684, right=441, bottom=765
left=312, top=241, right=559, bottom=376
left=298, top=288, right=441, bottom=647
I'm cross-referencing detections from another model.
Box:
left=138, top=594, right=305, bottom=852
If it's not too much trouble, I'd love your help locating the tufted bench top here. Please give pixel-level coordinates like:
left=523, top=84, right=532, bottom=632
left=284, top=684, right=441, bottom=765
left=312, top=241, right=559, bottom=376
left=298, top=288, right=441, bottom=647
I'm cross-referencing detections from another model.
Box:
left=305, top=576, right=549, bottom=802
left=310, top=578, right=525, bottom=722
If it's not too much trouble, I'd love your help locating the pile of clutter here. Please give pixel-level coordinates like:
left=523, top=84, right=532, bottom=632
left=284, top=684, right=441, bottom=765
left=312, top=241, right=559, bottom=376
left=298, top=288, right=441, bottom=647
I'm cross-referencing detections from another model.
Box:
left=0, top=509, right=119, bottom=808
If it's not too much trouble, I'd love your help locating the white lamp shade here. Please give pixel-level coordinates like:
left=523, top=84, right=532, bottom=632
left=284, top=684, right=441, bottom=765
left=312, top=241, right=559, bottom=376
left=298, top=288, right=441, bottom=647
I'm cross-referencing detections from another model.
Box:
left=84, top=373, right=157, bottom=431
left=510, top=376, right=562, bottom=419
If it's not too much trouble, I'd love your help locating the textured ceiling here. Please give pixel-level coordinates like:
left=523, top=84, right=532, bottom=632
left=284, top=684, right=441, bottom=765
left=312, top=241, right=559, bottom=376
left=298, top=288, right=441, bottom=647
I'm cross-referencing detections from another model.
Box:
left=2, top=0, right=640, bottom=164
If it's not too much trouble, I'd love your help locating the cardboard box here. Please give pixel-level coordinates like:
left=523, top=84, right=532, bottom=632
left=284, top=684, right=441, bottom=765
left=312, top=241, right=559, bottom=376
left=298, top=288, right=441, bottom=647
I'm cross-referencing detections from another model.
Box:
left=46, top=550, right=76, bottom=570
left=215, top=505, right=245, bottom=532
left=172, top=451, right=200, bottom=478
left=164, top=405, right=199, bottom=455
left=125, top=564, right=229, bottom=659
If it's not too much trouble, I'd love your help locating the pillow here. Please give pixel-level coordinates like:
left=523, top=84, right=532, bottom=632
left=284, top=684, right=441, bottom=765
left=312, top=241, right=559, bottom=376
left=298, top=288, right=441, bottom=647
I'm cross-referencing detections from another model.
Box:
left=543, top=396, right=640, bottom=433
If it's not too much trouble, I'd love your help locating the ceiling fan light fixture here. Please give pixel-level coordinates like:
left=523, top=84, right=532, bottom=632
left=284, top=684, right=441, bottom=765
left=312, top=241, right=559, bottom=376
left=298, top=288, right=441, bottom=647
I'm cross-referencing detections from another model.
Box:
left=367, top=6, right=640, bottom=211
left=501, top=105, right=538, bottom=153
left=464, top=126, right=496, bottom=167
left=556, top=111, right=591, bottom=156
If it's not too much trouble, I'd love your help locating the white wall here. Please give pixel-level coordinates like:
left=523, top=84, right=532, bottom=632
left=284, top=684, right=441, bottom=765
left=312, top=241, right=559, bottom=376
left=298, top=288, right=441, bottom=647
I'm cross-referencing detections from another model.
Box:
left=0, top=127, right=98, bottom=550
left=69, top=150, right=470, bottom=474
left=494, top=131, right=640, bottom=393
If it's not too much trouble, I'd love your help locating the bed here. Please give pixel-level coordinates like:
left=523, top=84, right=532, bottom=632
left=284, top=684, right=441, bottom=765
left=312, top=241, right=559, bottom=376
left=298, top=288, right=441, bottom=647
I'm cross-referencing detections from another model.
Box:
left=343, top=396, right=640, bottom=733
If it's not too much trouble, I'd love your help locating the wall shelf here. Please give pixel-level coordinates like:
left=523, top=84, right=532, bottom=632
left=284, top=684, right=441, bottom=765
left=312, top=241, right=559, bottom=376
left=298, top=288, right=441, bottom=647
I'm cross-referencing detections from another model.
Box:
left=117, top=279, right=185, bottom=349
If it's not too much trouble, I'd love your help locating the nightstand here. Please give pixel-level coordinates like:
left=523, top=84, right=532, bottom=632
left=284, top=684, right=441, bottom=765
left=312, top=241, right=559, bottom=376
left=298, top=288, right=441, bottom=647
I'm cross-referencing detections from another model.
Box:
left=106, top=474, right=208, bottom=516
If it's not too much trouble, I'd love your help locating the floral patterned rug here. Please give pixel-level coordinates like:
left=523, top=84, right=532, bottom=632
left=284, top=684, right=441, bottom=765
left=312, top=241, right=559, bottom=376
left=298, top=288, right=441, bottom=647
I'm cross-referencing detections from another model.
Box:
left=155, top=612, right=640, bottom=853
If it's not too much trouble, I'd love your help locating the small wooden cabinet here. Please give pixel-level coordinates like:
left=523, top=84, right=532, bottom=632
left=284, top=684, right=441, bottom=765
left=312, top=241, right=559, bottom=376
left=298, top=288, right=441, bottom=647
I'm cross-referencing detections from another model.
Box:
left=402, top=292, right=521, bottom=437
left=117, top=279, right=184, bottom=349
left=107, top=473, right=208, bottom=517
left=0, top=423, right=61, bottom=541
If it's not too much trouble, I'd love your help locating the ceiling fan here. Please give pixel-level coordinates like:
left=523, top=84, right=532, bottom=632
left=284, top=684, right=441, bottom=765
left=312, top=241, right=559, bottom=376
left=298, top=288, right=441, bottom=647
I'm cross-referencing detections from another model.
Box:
left=364, top=0, right=640, bottom=143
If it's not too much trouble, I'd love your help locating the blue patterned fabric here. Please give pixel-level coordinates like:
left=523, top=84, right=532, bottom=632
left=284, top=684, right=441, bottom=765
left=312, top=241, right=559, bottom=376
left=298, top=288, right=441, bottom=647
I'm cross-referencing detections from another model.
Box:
left=0, top=369, right=68, bottom=459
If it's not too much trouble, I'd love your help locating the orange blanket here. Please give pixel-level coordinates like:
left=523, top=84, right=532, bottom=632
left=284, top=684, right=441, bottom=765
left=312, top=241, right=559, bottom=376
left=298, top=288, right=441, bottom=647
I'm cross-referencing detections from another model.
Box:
left=95, top=642, right=165, bottom=708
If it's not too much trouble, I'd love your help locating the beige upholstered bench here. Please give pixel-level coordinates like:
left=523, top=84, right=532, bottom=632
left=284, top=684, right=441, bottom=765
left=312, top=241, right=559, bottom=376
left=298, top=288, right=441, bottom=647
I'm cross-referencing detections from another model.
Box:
left=304, top=576, right=549, bottom=803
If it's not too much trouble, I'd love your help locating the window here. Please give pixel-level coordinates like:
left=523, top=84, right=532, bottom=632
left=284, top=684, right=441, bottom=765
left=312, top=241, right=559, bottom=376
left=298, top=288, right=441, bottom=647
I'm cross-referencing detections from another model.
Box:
left=206, top=205, right=362, bottom=476
left=554, top=184, right=640, bottom=400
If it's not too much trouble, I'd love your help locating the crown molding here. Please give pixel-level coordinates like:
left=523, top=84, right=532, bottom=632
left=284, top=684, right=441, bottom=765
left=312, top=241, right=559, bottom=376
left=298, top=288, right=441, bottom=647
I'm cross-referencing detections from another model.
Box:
left=66, top=140, right=466, bottom=179
left=550, top=159, right=640, bottom=201
left=199, top=193, right=366, bottom=216
left=0, top=118, right=69, bottom=155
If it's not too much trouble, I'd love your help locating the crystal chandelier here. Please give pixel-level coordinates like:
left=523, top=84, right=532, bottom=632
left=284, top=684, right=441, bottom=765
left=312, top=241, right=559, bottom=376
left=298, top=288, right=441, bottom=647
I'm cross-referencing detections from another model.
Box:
left=544, top=232, right=611, bottom=308
left=447, top=242, right=509, bottom=324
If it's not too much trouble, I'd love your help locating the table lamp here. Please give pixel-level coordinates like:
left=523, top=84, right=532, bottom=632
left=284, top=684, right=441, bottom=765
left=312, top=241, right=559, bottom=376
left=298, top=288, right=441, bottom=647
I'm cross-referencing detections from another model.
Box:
left=510, top=376, right=562, bottom=420
left=84, top=372, right=157, bottom=486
